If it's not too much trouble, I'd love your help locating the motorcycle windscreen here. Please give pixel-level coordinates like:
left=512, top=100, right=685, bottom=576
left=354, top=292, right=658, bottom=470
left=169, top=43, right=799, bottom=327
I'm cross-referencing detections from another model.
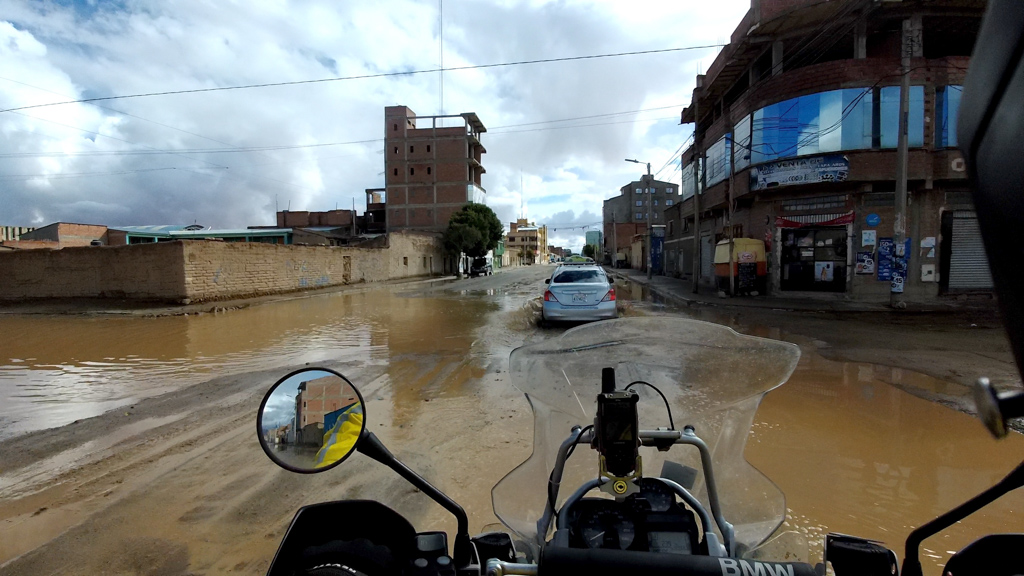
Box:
left=493, top=316, right=801, bottom=556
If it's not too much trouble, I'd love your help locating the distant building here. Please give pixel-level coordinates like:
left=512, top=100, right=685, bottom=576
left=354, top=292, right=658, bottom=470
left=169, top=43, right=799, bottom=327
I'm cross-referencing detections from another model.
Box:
left=603, top=179, right=677, bottom=265
left=1, top=226, right=34, bottom=242
left=384, top=106, right=487, bottom=232
left=506, top=218, right=548, bottom=265
left=9, top=223, right=108, bottom=249
left=107, top=225, right=292, bottom=245
left=585, top=230, right=603, bottom=257
left=365, top=189, right=386, bottom=234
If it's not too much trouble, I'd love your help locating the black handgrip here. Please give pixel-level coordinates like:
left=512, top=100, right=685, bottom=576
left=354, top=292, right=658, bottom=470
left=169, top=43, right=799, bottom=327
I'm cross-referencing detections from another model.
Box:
left=539, top=547, right=818, bottom=576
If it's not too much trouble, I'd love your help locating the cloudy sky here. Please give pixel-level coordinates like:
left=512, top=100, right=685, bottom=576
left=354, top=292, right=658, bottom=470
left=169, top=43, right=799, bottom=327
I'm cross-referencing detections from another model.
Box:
left=0, top=0, right=748, bottom=251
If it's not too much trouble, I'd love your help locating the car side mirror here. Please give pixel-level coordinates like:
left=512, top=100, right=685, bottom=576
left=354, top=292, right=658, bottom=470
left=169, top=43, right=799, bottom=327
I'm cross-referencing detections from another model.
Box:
left=544, top=278, right=550, bottom=284
left=607, top=275, right=614, bottom=283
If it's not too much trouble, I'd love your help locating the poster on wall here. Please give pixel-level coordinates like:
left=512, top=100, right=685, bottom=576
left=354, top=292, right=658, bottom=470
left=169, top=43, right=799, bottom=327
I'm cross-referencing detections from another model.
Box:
left=750, top=155, right=850, bottom=190
left=862, top=230, right=877, bottom=248
left=814, top=261, right=835, bottom=282
left=855, top=252, right=875, bottom=274
left=877, top=237, right=912, bottom=282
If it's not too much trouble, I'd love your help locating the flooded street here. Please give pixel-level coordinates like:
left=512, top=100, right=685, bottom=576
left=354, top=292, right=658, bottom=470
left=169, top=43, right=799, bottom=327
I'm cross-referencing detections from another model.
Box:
left=1, top=266, right=1021, bottom=575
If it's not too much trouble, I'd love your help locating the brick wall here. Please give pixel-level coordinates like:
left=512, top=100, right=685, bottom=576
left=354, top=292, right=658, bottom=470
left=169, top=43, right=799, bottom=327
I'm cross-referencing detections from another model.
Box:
left=0, top=232, right=444, bottom=303
left=0, top=242, right=186, bottom=300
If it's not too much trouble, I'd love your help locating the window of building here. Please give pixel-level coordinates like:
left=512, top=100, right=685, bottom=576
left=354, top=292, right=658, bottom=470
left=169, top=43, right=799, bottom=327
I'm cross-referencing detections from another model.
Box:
left=393, top=124, right=398, bottom=131
left=410, top=146, right=414, bottom=153
left=649, top=188, right=656, bottom=194
left=636, top=213, right=643, bottom=220
left=653, top=200, right=659, bottom=206
left=705, top=134, right=731, bottom=187
left=878, top=85, right=925, bottom=148
left=393, top=168, right=398, bottom=176
left=394, top=146, right=398, bottom=154
left=750, top=88, right=874, bottom=164
left=427, top=145, right=431, bottom=152
left=410, top=167, right=415, bottom=175
left=733, top=114, right=752, bottom=172
left=654, top=213, right=659, bottom=220
left=403, top=257, right=408, bottom=266
left=427, top=167, right=432, bottom=175
left=936, top=85, right=963, bottom=148
left=666, top=187, right=675, bottom=195
left=668, top=221, right=674, bottom=235
left=635, top=188, right=642, bottom=194
left=636, top=200, right=643, bottom=207
left=508, top=236, right=514, bottom=242
left=423, top=256, right=427, bottom=267
left=666, top=199, right=674, bottom=206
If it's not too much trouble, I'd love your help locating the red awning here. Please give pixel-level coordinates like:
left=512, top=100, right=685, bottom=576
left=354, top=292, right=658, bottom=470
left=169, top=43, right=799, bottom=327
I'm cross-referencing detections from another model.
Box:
left=775, top=211, right=855, bottom=228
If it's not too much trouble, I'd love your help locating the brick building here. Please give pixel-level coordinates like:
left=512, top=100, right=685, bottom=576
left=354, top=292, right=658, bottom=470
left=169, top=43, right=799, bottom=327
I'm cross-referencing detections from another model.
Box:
left=384, top=106, right=487, bottom=232
left=12, top=222, right=108, bottom=249
left=603, top=178, right=678, bottom=265
left=664, top=0, right=986, bottom=301
left=506, top=218, right=548, bottom=265
left=294, top=374, right=359, bottom=445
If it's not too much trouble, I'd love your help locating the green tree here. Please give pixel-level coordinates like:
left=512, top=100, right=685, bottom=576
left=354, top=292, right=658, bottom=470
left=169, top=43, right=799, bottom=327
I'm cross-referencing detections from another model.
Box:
left=582, top=244, right=596, bottom=259
left=442, top=204, right=503, bottom=257
left=524, top=247, right=535, bottom=264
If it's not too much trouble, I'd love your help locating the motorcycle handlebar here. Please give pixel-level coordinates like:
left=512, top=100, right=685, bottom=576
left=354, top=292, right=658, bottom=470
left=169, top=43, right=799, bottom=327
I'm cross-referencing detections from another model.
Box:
left=537, top=547, right=818, bottom=576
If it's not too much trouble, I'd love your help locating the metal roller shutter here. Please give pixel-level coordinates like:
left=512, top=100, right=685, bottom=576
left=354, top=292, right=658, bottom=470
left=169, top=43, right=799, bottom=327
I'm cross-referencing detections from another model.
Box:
left=948, top=210, right=994, bottom=290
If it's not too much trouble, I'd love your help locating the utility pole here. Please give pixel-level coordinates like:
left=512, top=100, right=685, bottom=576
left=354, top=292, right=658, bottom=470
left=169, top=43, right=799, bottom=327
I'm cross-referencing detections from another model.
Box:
left=728, top=138, right=735, bottom=297
left=645, top=163, right=653, bottom=279
left=612, top=213, right=618, bottom=268
left=892, top=16, right=920, bottom=309
left=691, top=99, right=702, bottom=294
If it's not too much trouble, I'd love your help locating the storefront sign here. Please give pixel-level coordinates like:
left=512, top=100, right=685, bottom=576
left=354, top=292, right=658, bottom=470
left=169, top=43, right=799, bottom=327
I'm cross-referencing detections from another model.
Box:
left=775, top=211, right=855, bottom=228
left=877, top=237, right=911, bottom=283
left=856, top=252, right=875, bottom=274
left=750, top=155, right=849, bottom=191
left=866, top=213, right=881, bottom=227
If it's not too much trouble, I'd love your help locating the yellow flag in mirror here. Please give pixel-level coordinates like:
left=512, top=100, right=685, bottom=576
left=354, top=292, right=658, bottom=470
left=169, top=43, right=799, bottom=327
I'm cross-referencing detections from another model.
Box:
left=257, top=368, right=366, bottom=473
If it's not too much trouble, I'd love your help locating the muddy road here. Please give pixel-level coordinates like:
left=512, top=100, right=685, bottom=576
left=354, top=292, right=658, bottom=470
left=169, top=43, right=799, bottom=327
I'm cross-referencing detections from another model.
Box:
left=1, top=265, right=1021, bottom=575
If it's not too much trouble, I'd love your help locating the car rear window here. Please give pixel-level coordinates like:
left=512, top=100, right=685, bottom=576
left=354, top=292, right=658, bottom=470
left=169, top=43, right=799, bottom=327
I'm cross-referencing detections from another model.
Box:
left=552, top=269, right=604, bottom=283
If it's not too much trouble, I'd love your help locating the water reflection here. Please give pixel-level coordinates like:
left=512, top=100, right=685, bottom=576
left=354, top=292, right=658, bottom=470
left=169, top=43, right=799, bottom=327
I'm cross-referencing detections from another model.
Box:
left=748, top=350, right=1024, bottom=573
left=0, top=289, right=496, bottom=439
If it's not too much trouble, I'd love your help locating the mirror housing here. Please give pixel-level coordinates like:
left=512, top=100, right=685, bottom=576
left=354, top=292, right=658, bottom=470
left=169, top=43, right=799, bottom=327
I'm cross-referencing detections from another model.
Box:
left=257, top=368, right=366, bottom=473
left=824, top=533, right=897, bottom=576
left=544, top=278, right=550, bottom=284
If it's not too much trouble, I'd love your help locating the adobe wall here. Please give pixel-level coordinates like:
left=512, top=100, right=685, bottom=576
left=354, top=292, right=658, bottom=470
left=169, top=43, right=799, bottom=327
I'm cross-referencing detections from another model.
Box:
left=0, top=242, right=186, bottom=301
left=0, top=232, right=444, bottom=303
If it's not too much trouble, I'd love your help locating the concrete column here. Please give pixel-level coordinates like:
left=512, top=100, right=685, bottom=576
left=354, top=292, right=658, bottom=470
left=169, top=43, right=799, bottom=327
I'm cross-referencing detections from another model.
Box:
left=855, top=20, right=867, bottom=59
left=771, top=41, right=784, bottom=76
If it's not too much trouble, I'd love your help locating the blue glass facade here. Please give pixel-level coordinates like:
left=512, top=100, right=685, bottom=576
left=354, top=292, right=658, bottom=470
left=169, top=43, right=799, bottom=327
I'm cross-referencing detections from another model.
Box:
left=935, top=85, right=962, bottom=148
left=705, top=135, right=731, bottom=187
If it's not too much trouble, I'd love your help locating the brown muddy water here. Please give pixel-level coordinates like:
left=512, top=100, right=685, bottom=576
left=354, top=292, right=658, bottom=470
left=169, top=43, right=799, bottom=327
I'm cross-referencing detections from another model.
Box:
left=0, top=271, right=1021, bottom=574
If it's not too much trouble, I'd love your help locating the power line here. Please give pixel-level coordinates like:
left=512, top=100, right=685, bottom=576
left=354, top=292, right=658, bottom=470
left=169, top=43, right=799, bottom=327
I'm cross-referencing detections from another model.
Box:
left=0, top=44, right=726, bottom=115
left=492, top=104, right=684, bottom=130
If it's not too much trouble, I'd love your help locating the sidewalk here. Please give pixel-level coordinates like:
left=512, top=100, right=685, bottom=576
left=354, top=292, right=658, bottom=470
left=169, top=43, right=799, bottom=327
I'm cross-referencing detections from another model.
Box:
left=606, top=267, right=997, bottom=314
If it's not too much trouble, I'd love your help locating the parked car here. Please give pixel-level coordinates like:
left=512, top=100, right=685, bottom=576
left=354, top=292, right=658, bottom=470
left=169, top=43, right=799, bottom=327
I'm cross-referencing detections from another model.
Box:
left=541, top=264, right=617, bottom=324
left=469, top=256, right=492, bottom=277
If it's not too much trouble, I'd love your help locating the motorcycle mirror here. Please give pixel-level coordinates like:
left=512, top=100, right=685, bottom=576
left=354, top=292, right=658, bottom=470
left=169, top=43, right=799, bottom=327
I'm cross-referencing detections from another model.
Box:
left=257, top=368, right=366, bottom=473
left=973, top=377, right=1024, bottom=439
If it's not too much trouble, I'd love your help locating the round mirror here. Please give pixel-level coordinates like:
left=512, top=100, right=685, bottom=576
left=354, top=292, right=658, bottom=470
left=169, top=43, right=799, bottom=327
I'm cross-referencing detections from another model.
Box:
left=257, top=368, right=367, bottom=473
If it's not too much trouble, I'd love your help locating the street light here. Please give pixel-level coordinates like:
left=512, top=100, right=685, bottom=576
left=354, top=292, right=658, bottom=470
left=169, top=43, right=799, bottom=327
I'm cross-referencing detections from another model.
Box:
left=625, top=158, right=653, bottom=279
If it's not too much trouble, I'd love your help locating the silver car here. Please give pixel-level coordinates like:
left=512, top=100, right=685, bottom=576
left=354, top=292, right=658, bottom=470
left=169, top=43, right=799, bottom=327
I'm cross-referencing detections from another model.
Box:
left=541, top=265, right=617, bottom=324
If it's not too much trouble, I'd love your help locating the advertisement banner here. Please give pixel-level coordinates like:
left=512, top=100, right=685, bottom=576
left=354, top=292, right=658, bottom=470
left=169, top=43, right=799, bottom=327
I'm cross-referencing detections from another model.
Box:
left=877, top=237, right=911, bottom=282
left=750, top=155, right=849, bottom=191
left=855, top=252, right=875, bottom=274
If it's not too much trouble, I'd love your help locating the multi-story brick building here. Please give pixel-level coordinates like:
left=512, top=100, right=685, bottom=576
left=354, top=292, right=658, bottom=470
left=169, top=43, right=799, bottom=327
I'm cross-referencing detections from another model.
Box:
left=603, top=178, right=679, bottom=265
left=664, top=0, right=986, bottom=301
left=294, top=374, right=359, bottom=445
left=506, top=218, right=548, bottom=265
left=384, top=106, right=487, bottom=232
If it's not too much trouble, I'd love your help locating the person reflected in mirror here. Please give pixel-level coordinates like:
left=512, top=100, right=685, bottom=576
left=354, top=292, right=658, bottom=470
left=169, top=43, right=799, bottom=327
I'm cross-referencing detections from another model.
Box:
left=315, top=404, right=364, bottom=468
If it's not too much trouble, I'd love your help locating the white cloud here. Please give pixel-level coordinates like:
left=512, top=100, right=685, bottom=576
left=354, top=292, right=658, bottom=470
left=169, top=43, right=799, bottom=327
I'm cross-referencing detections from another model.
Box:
left=0, top=0, right=749, bottom=230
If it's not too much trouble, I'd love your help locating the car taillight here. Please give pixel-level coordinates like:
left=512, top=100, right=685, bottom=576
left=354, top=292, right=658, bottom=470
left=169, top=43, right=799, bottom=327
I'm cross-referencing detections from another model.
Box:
left=602, top=288, right=616, bottom=302
left=544, top=290, right=559, bottom=302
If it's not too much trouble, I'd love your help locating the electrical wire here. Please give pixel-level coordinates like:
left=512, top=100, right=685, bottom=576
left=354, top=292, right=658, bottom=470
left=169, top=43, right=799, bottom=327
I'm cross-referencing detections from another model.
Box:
left=0, top=44, right=726, bottom=115
left=624, top=381, right=675, bottom=430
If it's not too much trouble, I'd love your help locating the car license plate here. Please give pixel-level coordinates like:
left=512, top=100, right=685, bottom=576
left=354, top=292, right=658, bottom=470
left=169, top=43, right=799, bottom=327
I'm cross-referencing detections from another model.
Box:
left=572, top=293, right=587, bottom=302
